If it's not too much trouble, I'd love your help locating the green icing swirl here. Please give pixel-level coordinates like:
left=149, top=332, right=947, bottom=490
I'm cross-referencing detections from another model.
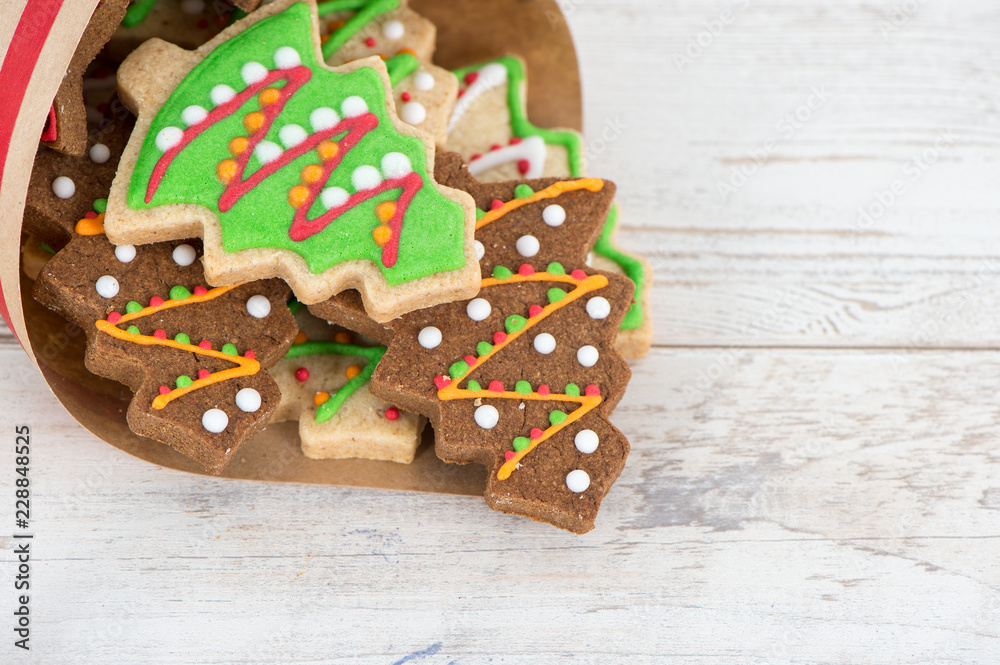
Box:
left=595, top=203, right=644, bottom=330
left=318, top=0, right=400, bottom=61
left=386, top=52, right=419, bottom=87
left=284, top=341, right=385, bottom=423
left=122, top=0, right=158, bottom=28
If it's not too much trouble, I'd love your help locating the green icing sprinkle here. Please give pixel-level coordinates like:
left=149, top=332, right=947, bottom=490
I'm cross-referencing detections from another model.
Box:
left=466, top=380, right=482, bottom=392
left=386, top=52, right=420, bottom=87
left=515, top=380, right=532, bottom=394
left=126, top=325, right=140, bottom=335
left=39, top=242, right=56, bottom=255
left=122, top=0, right=158, bottom=28
left=475, top=208, right=486, bottom=221
left=547, top=288, right=567, bottom=304
left=564, top=383, right=580, bottom=397
left=492, top=266, right=512, bottom=280
left=222, top=343, right=238, bottom=356
left=129, top=2, right=466, bottom=287
left=476, top=341, right=493, bottom=356
left=176, top=375, right=193, bottom=389
left=546, top=262, right=565, bottom=275
left=175, top=333, right=191, bottom=345
left=514, top=184, right=535, bottom=199
left=283, top=341, right=386, bottom=423
left=125, top=301, right=142, bottom=314
left=594, top=203, right=645, bottom=330
left=449, top=361, right=469, bottom=379
left=93, top=198, right=108, bottom=214
left=505, top=315, right=527, bottom=334
left=452, top=56, right=585, bottom=177
left=512, top=436, right=530, bottom=452
left=169, top=286, right=192, bottom=300
left=549, top=410, right=567, bottom=426
left=319, top=0, right=401, bottom=60
left=287, top=299, right=303, bottom=315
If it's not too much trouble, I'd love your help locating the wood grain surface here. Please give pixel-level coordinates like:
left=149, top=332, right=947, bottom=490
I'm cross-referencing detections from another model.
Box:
left=2, top=1, right=1000, bottom=663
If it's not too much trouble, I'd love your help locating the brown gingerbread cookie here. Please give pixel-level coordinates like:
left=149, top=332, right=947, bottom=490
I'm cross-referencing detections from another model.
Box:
left=43, top=0, right=130, bottom=156
left=33, top=229, right=297, bottom=474
left=311, top=154, right=634, bottom=533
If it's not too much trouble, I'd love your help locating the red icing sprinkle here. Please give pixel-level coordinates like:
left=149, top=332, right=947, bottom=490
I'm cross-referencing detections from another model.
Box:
left=530, top=427, right=544, bottom=439
left=197, top=18, right=208, bottom=29
left=401, top=91, right=411, bottom=102
left=509, top=137, right=522, bottom=145
left=518, top=264, right=535, bottom=276
left=517, top=159, right=530, bottom=175
left=457, top=89, right=466, bottom=98
left=470, top=153, right=482, bottom=161
left=528, top=305, right=543, bottom=318
left=193, top=285, right=208, bottom=296
left=158, top=386, right=170, bottom=395
left=571, top=269, right=587, bottom=280
left=106, top=312, right=122, bottom=324
left=198, top=369, right=210, bottom=380
left=295, top=367, right=310, bottom=382
left=199, top=340, right=212, bottom=350
left=385, top=407, right=400, bottom=421
left=489, top=380, right=504, bottom=393
left=244, top=350, right=255, bottom=359
left=153, top=329, right=166, bottom=339
left=84, top=211, right=97, bottom=219
left=464, top=355, right=477, bottom=366
left=434, top=375, right=451, bottom=390
left=490, top=144, right=502, bottom=152
left=504, top=450, right=516, bottom=461
left=464, top=71, right=479, bottom=86
left=490, top=199, right=504, bottom=211
left=149, top=296, right=164, bottom=307
left=537, top=384, right=550, bottom=396
left=493, top=331, right=507, bottom=345
left=365, top=37, right=376, bottom=47
left=585, top=384, right=601, bottom=396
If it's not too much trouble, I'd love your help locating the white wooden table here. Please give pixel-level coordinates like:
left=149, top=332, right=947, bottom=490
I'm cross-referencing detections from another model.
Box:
left=4, top=1, right=1000, bottom=663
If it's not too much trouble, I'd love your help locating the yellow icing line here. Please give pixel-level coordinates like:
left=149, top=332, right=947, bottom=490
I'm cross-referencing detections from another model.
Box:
left=475, top=179, right=605, bottom=230
left=114, top=285, right=241, bottom=325
left=75, top=213, right=105, bottom=235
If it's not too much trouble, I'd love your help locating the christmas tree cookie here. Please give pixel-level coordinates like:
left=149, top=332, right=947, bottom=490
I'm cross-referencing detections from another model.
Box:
left=33, top=229, right=297, bottom=474
left=270, top=306, right=424, bottom=462
left=106, top=0, right=479, bottom=322
left=311, top=154, right=634, bottom=533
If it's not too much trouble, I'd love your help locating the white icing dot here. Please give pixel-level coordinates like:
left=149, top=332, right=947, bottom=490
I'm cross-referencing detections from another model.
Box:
left=51, top=176, right=75, bottom=199
left=341, top=96, right=368, bottom=118
left=533, top=333, right=556, bottom=355
left=235, top=388, right=261, bottom=413
left=380, top=152, right=412, bottom=178
left=586, top=296, right=611, bottom=320
left=95, top=275, right=119, bottom=299
left=418, top=326, right=442, bottom=349
left=273, top=46, right=301, bottom=69
left=241, top=61, right=268, bottom=85
left=181, top=105, right=208, bottom=126
left=310, top=107, right=340, bottom=131
left=114, top=245, right=136, bottom=263
left=516, top=235, right=540, bottom=258
left=474, top=240, right=485, bottom=261
left=401, top=101, right=426, bottom=125
left=181, top=0, right=204, bottom=14
left=254, top=140, right=282, bottom=164
left=382, top=19, right=404, bottom=40
left=210, top=84, right=236, bottom=106
left=352, top=165, right=382, bottom=191
left=202, top=408, right=229, bottom=433
left=155, top=126, right=183, bottom=151
left=466, top=298, right=491, bottom=321
left=577, top=345, right=599, bottom=367
left=172, top=243, right=197, bottom=267
left=89, top=143, right=110, bottom=164
left=543, top=204, right=566, bottom=227
left=278, top=124, right=307, bottom=148
left=321, top=187, right=349, bottom=210
left=474, top=404, right=499, bottom=429
left=414, top=71, right=435, bottom=91
left=566, top=469, right=590, bottom=493
left=245, top=295, right=271, bottom=318
left=575, top=429, right=599, bottom=454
